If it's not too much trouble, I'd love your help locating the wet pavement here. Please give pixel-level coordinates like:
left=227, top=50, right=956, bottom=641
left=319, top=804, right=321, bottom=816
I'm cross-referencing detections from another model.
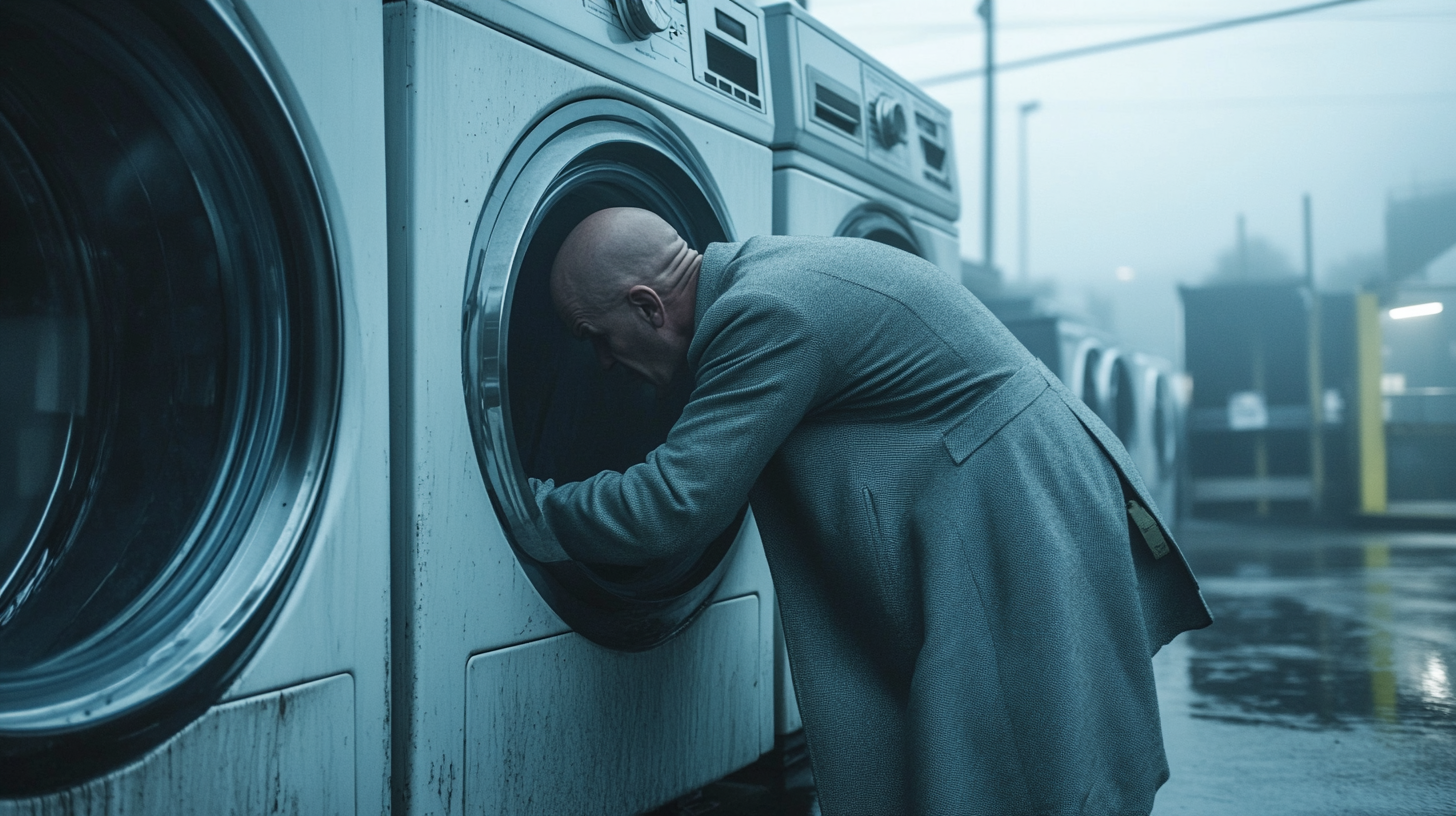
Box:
left=1153, top=520, right=1456, bottom=815
left=659, top=520, right=1456, bottom=815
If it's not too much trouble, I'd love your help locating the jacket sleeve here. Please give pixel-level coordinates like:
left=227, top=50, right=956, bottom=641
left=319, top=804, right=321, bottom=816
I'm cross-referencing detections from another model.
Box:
left=529, top=292, right=828, bottom=565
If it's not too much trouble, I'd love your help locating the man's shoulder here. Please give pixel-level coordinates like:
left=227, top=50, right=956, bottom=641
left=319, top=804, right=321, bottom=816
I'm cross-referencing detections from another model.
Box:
left=725, top=236, right=958, bottom=309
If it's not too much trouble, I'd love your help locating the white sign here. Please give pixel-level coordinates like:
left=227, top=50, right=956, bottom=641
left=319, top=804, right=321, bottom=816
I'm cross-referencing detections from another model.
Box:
left=1227, top=390, right=1268, bottom=431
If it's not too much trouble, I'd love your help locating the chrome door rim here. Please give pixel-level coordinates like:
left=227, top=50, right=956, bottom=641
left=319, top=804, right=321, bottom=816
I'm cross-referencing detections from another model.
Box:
left=462, top=98, right=744, bottom=650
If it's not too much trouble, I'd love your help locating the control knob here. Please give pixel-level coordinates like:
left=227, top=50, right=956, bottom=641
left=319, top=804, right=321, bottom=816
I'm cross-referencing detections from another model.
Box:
left=613, top=0, right=671, bottom=41
left=872, top=95, right=908, bottom=149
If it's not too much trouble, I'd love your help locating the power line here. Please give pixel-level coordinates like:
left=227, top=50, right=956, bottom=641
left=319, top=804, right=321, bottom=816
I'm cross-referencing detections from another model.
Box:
left=1020, top=91, right=1456, bottom=110
left=919, top=0, right=1382, bottom=88
left=856, top=10, right=1451, bottom=36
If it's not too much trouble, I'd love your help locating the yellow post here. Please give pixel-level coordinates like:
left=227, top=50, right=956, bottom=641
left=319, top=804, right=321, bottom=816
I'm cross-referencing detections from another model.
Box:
left=1364, top=541, right=1397, bottom=723
left=1356, top=292, right=1387, bottom=515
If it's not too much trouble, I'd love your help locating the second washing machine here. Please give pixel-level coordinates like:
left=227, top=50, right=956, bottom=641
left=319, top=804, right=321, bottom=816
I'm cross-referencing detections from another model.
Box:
left=761, top=1, right=960, bottom=280
left=386, top=2, right=777, bottom=813
left=756, top=0, right=960, bottom=742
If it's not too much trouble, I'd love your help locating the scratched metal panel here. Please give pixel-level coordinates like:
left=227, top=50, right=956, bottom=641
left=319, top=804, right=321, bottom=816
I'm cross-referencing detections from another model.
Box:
left=219, top=1, right=392, bottom=813
left=465, top=596, right=762, bottom=815
left=0, top=675, right=353, bottom=816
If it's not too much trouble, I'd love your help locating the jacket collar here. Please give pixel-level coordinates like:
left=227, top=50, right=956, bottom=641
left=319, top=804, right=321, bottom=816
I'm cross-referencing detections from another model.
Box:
left=694, top=241, right=743, bottom=328
left=689, top=241, right=743, bottom=365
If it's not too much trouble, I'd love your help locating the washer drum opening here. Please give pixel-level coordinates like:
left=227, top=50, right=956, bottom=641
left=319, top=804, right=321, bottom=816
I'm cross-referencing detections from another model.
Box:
left=463, top=100, right=747, bottom=652
left=835, top=202, right=922, bottom=258
left=1100, top=354, right=1137, bottom=444
left=1153, top=373, right=1179, bottom=480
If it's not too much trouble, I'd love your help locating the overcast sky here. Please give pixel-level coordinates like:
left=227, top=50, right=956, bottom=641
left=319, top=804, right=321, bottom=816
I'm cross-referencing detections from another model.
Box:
left=804, top=0, right=1456, bottom=359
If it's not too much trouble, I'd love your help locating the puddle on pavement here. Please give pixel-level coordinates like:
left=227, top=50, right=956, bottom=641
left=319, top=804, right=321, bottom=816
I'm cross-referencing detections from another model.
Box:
left=1180, top=535, right=1456, bottom=735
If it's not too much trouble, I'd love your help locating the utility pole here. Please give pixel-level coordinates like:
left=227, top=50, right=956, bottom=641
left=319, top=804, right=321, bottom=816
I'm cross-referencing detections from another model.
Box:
left=978, top=0, right=995, bottom=271
left=1303, top=195, right=1315, bottom=288
left=1017, top=100, right=1040, bottom=281
left=1237, top=213, right=1248, bottom=278
left=1304, top=193, right=1324, bottom=514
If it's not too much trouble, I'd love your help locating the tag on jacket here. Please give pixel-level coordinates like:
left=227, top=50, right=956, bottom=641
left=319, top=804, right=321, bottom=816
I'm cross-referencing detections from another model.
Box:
left=1126, top=500, right=1170, bottom=560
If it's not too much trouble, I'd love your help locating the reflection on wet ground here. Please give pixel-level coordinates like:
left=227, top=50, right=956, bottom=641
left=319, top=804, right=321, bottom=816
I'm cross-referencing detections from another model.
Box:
left=1154, top=521, right=1456, bottom=815
left=668, top=520, right=1456, bottom=815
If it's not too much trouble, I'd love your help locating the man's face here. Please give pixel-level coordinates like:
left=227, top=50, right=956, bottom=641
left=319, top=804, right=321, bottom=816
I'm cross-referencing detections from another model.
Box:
left=571, top=298, right=687, bottom=389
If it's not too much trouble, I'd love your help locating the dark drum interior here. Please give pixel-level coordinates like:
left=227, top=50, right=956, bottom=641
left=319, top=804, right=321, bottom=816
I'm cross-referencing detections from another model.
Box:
left=836, top=203, right=921, bottom=258
left=496, top=142, right=745, bottom=648
left=509, top=189, right=695, bottom=492
left=860, top=226, right=918, bottom=255
left=1154, top=374, right=1176, bottom=478
left=1081, top=348, right=1102, bottom=409
left=1109, top=356, right=1137, bottom=444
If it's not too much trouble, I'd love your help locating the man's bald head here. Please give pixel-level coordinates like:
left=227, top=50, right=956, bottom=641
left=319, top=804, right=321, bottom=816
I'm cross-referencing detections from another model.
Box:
left=550, top=208, right=690, bottom=317
left=548, top=207, right=702, bottom=388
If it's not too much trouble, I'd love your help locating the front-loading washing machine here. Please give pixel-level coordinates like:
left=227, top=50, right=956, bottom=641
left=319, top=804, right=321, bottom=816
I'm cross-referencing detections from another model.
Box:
left=760, top=1, right=960, bottom=281
left=384, top=2, right=777, bottom=813
left=755, top=0, right=960, bottom=742
left=0, top=0, right=389, bottom=812
left=998, top=314, right=1109, bottom=407
left=997, top=317, right=1181, bottom=522
left=1126, top=353, right=1185, bottom=524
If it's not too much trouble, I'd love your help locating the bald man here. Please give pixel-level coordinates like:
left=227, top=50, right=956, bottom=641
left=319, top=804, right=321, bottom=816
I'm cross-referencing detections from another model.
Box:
left=527, top=207, right=1211, bottom=816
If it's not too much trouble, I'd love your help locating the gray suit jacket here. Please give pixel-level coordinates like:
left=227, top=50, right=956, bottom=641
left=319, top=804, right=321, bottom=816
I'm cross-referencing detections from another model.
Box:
left=534, top=236, right=1212, bottom=815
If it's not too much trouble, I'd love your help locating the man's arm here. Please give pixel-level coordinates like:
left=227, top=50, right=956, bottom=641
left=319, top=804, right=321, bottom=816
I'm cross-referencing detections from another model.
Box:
left=530, top=292, right=827, bottom=565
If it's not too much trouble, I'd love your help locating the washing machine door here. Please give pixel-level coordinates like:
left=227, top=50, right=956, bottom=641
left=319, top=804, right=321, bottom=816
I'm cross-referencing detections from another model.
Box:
left=1076, top=344, right=1105, bottom=411
left=0, top=0, right=337, bottom=793
left=835, top=202, right=923, bottom=258
left=1098, top=352, right=1138, bottom=444
left=464, top=100, right=748, bottom=652
left=1153, top=372, right=1179, bottom=481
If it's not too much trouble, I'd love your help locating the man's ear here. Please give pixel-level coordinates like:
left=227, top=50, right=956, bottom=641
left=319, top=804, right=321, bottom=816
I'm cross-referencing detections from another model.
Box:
left=626, top=284, right=666, bottom=329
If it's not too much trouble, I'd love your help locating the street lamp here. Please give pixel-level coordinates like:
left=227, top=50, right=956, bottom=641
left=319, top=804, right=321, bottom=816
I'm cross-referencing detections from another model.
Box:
left=1017, top=100, right=1040, bottom=282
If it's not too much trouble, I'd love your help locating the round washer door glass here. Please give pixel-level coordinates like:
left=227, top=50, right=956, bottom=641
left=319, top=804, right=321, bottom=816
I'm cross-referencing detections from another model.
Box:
left=836, top=203, right=922, bottom=258
left=463, top=100, right=746, bottom=651
left=0, top=0, right=336, bottom=792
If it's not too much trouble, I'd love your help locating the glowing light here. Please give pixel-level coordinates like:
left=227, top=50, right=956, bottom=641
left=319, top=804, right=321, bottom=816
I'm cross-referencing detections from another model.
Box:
left=1421, top=653, right=1451, bottom=703
left=1389, top=302, right=1443, bottom=320
left=1115, top=266, right=1135, bottom=282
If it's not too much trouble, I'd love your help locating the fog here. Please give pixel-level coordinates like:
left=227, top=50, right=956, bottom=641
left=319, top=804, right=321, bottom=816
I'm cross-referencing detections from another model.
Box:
left=808, top=0, right=1456, bottom=363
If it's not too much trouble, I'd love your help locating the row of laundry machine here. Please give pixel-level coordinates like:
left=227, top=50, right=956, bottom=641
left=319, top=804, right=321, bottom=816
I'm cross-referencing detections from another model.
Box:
left=992, top=313, right=1187, bottom=522
left=0, top=0, right=963, bottom=813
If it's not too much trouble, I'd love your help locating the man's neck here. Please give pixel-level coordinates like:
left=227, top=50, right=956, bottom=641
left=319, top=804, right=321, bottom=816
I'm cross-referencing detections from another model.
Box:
left=667, top=256, right=700, bottom=336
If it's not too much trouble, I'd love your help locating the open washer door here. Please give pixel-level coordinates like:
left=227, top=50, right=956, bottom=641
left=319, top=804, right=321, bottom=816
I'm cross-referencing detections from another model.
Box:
left=463, top=100, right=746, bottom=652
left=0, top=0, right=338, bottom=794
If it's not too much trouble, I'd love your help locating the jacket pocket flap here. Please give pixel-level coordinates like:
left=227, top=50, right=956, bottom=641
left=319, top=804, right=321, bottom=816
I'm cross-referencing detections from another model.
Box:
left=942, top=362, right=1050, bottom=465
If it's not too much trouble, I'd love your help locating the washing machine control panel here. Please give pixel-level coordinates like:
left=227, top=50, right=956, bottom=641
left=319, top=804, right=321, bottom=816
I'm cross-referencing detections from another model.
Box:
left=762, top=1, right=958, bottom=221
left=458, top=0, right=773, bottom=142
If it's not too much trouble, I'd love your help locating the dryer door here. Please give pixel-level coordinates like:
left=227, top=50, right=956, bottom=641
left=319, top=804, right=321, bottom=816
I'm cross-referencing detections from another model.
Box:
left=1098, top=352, right=1139, bottom=445
left=0, top=0, right=336, bottom=792
left=464, top=100, right=745, bottom=651
left=835, top=202, right=923, bottom=258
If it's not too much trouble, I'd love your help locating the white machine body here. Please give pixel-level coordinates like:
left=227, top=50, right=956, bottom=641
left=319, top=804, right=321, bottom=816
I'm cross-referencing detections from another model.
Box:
left=386, top=2, right=777, bottom=814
